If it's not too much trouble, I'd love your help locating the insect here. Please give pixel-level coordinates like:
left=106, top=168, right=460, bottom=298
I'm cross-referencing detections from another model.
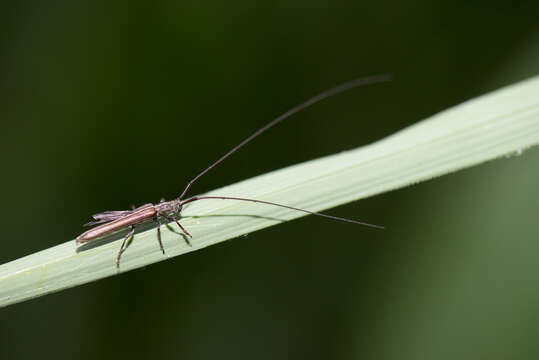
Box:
left=76, top=74, right=391, bottom=268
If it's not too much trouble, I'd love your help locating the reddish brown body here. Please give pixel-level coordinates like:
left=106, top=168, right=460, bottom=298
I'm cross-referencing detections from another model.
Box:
left=76, top=200, right=189, bottom=268
left=76, top=204, right=156, bottom=244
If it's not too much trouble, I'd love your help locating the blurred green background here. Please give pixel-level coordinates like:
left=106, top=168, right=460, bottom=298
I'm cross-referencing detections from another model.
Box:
left=1, top=1, right=539, bottom=359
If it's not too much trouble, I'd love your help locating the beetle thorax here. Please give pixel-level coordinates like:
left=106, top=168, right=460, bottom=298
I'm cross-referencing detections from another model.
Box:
left=155, top=200, right=182, bottom=216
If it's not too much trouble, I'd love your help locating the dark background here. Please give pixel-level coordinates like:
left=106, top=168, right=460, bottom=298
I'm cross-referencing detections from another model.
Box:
left=1, top=1, right=539, bottom=359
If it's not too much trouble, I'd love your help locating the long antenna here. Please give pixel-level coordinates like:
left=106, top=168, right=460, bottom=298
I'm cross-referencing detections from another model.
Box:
left=178, top=73, right=392, bottom=200
left=180, top=196, right=384, bottom=229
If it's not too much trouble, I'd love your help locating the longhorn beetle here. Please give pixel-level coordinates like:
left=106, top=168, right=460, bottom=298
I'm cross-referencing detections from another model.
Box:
left=76, top=74, right=391, bottom=268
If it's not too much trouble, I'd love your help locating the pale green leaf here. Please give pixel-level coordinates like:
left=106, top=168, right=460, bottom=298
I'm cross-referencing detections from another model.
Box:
left=1, top=75, right=538, bottom=308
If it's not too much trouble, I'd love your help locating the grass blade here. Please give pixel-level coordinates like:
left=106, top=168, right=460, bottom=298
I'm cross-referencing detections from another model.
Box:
left=1, top=75, right=539, bottom=308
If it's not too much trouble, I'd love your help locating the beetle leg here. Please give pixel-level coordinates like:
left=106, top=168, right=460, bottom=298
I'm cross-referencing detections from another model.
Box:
left=117, top=225, right=135, bottom=269
left=154, top=216, right=165, bottom=254
left=161, top=213, right=191, bottom=245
